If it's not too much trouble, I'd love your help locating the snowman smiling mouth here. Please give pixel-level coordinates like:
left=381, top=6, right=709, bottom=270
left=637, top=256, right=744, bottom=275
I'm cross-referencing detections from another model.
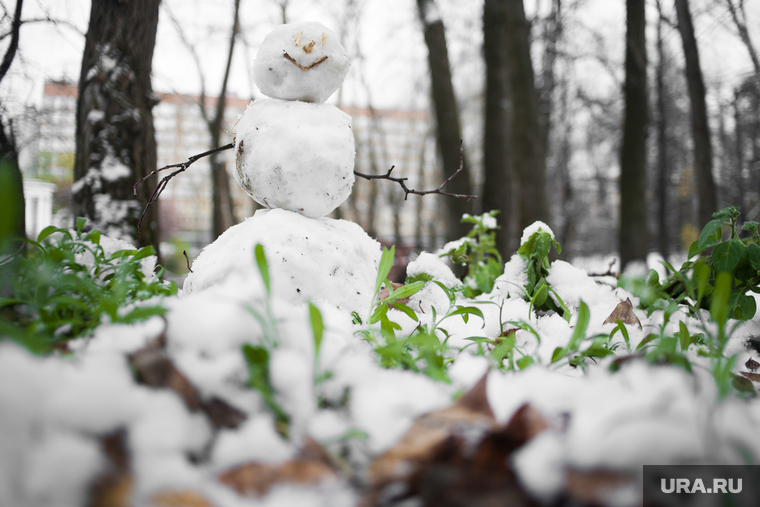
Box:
left=282, top=52, right=328, bottom=72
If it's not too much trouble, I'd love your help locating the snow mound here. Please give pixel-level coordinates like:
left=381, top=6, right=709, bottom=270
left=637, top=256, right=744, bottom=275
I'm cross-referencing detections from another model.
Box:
left=182, top=209, right=380, bottom=316
left=253, top=21, right=350, bottom=103
left=234, top=98, right=355, bottom=218
left=520, top=220, right=554, bottom=245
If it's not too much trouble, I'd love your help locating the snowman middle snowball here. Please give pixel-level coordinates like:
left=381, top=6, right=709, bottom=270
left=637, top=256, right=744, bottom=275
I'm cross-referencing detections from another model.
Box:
left=234, top=98, right=355, bottom=218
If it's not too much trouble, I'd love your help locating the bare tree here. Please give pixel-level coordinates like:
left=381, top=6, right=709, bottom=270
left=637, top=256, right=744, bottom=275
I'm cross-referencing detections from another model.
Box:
left=0, top=0, right=25, bottom=254
left=674, top=0, right=717, bottom=228
left=619, top=0, right=649, bottom=270
left=722, top=0, right=760, bottom=77
left=481, top=0, right=513, bottom=256
left=166, top=0, right=241, bottom=240
left=73, top=0, right=161, bottom=255
left=416, top=0, right=473, bottom=242
left=502, top=0, right=551, bottom=233
left=654, top=0, right=670, bottom=258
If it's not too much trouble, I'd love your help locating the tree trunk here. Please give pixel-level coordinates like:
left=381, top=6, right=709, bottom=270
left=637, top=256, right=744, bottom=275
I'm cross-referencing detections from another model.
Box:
left=481, top=0, right=513, bottom=258
left=73, top=0, right=161, bottom=256
left=502, top=0, right=551, bottom=233
left=675, top=0, right=717, bottom=228
left=416, top=0, right=473, bottom=242
left=209, top=0, right=241, bottom=239
left=538, top=0, right=561, bottom=158
left=655, top=0, right=669, bottom=259
left=0, top=0, right=25, bottom=255
left=734, top=90, right=746, bottom=219
left=619, top=0, right=649, bottom=270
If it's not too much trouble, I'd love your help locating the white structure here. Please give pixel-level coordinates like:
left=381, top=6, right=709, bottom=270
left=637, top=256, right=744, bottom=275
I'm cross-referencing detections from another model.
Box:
left=23, top=178, right=56, bottom=239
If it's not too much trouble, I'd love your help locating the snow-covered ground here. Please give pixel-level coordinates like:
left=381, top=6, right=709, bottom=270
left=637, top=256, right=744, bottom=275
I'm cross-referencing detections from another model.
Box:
left=2, top=222, right=760, bottom=507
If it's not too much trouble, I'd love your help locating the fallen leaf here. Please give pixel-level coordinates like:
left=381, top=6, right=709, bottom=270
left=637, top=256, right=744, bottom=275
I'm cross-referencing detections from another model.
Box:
left=740, top=371, right=760, bottom=382
left=150, top=490, right=216, bottom=507
left=128, top=335, right=247, bottom=429
left=88, top=430, right=132, bottom=507
left=745, top=358, right=759, bottom=371
left=603, top=298, right=642, bottom=328
left=368, top=373, right=496, bottom=489
left=564, top=467, right=635, bottom=506
left=218, top=436, right=340, bottom=497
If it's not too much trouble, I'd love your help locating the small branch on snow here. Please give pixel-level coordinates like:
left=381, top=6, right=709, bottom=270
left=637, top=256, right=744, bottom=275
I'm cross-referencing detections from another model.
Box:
left=282, top=52, right=328, bottom=71
left=183, top=250, right=193, bottom=273
left=133, top=142, right=234, bottom=245
left=587, top=258, right=621, bottom=279
left=354, top=140, right=477, bottom=201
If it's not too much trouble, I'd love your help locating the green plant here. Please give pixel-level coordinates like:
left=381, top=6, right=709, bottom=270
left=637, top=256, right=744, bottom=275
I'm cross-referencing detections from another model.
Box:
left=439, top=212, right=503, bottom=297
left=623, top=207, right=760, bottom=321
left=518, top=225, right=571, bottom=321
left=0, top=218, right=176, bottom=354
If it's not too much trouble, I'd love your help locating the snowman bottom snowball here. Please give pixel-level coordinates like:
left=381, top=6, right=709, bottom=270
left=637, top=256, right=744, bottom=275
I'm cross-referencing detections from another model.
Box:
left=234, top=98, right=355, bottom=218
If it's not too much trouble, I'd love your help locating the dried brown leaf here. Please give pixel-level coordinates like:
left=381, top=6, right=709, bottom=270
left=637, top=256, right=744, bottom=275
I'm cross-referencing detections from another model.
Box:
left=603, top=298, right=642, bottom=328
left=377, top=281, right=409, bottom=304
left=368, top=373, right=496, bottom=488
left=87, top=430, right=132, bottom=507
left=564, top=467, right=634, bottom=506
left=745, top=358, right=759, bottom=371
left=150, top=490, right=216, bottom=507
left=740, top=371, right=760, bottom=382
left=218, top=437, right=339, bottom=497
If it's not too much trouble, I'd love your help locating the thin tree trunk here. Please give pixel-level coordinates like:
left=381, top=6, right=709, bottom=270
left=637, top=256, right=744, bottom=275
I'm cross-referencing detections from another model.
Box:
left=0, top=0, right=25, bottom=254
left=675, top=0, right=717, bottom=227
left=538, top=0, right=561, bottom=158
left=502, top=0, right=551, bottom=233
left=655, top=0, right=669, bottom=258
left=734, top=90, right=746, bottom=219
left=481, top=0, right=513, bottom=258
left=73, top=0, right=161, bottom=257
left=619, top=0, right=649, bottom=270
left=209, top=0, right=241, bottom=239
left=724, top=0, right=760, bottom=76
left=416, top=0, right=473, bottom=241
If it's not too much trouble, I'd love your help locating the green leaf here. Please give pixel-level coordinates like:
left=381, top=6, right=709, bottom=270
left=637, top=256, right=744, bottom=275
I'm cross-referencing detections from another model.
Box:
left=689, top=219, right=723, bottom=258
left=530, top=283, right=548, bottom=313
left=76, top=217, right=86, bottom=234
left=692, top=259, right=710, bottom=305
left=449, top=306, right=485, bottom=326
left=132, top=245, right=156, bottom=261
left=433, top=280, right=456, bottom=306
left=242, top=343, right=289, bottom=436
left=516, top=355, right=534, bottom=370
left=374, top=246, right=395, bottom=298
left=387, top=281, right=426, bottom=301
left=711, top=272, right=732, bottom=348
left=731, top=292, right=757, bottom=321
left=712, top=239, right=744, bottom=273
left=678, top=321, right=691, bottom=351
left=308, top=302, right=324, bottom=359
left=568, top=301, right=590, bottom=351
left=713, top=207, right=740, bottom=221
left=390, top=302, right=419, bottom=322
left=36, top=225, right=61, bottom=243
left=551, top=346, right=565, bottom=363
left=636, top=333, right=658, bottom=352
left=610, top=319, right=630, bottom=352
left=747, top=243, right=760, bottom=271
left=254, top=244, right=271, bottom=295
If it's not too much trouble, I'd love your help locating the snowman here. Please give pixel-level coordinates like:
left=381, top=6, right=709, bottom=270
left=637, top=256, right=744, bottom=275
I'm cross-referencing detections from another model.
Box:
left=183, top=21, right=381, bottom=316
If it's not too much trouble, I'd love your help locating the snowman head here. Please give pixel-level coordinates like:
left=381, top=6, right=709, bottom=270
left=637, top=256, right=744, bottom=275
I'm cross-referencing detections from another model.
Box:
left=253, top=21, right=350, bottom=103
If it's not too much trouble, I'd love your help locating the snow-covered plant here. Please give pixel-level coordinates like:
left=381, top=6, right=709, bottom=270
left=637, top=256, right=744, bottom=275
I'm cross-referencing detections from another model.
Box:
left=0, top=218, right=175, bottom=353
left=517, top=223, right=571, bottom=320
left=624, top=207, right=760, bottom=321
left=438, top=211, right=503, bottom=297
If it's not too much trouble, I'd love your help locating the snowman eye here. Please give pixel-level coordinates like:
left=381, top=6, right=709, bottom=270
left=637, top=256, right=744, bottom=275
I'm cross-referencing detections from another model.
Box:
left=321, top=33, right=327, bottom=45
left=294, top=31, right=302, bottom=46
left=303, top=40, right=316, bottom=53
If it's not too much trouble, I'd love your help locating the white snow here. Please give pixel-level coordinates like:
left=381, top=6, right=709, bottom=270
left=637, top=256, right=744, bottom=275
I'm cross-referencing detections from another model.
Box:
left=253, top=21, right=350, bottom=103
left=520, top=220, right=555, bottom=245
left=182, top=208, right=380, bottom=317
left=234, top=98, right=355, bottom=218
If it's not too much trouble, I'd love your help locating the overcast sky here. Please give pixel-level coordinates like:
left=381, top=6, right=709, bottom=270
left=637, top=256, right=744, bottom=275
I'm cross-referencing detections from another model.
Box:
left=1, top=0, right=758, bottom=115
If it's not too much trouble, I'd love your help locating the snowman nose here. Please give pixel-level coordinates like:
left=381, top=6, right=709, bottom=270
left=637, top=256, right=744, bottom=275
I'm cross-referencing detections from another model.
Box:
left=303, top=40, right=316, bottom=53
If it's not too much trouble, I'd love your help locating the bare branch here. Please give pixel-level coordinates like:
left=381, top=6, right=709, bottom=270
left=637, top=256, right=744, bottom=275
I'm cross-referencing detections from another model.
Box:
left=133, top=143, right=234, bottom=245
left=183, top=250, right=193, bottom=273
left=0, top=0, right=23, bottom=83
left=354, top=141, right=477, bottom=201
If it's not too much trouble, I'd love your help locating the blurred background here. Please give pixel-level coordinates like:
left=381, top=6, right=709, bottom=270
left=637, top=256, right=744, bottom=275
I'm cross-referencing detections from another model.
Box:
left=1, top=0, right=758, bottom=280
